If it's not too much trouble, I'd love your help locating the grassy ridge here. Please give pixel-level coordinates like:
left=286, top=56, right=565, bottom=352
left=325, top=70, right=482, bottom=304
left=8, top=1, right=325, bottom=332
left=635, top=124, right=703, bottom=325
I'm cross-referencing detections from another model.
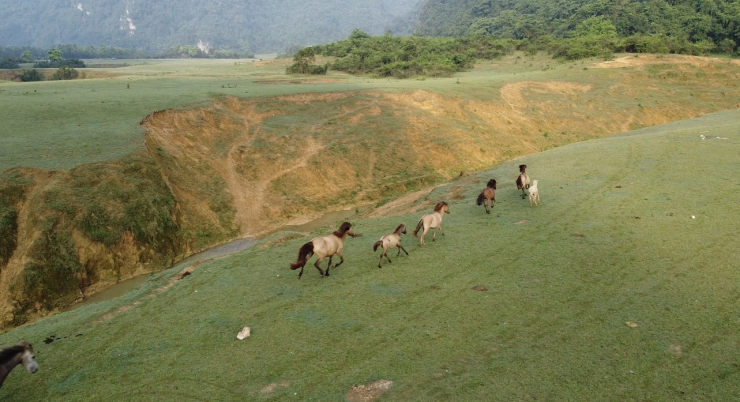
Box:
left=1, top=110, right=738, bottom=400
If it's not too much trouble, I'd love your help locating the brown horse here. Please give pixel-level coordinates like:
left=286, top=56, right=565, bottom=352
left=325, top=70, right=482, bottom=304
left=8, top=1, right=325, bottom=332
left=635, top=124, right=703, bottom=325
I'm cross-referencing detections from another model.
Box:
left=373, top=224, right=409, bottom=268
left=289, top=222, right=360, bottom=279
left=516, top=164, right=531, bottom=199
left=0, top=341, right=38, bottom=388
left=476, top=179, right=497, bottom=214
left=413, top=202, right=450, bottom=245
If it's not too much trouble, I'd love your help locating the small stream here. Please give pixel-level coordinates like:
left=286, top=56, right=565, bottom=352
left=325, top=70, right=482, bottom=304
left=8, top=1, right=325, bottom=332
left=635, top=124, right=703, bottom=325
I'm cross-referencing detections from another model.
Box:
left=64, top=208, right=358, bottom=312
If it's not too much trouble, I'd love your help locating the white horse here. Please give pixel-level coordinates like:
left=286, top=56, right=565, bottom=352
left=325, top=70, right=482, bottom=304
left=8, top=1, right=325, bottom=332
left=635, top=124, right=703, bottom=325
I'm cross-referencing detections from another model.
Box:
left=289, top=222, right=360, bottom=279
left=373, top=224, right=409, bottom=268
left=528, top=180, right=540, bottom=206
left=413, top=202, right=450, bottom=245
left=0, top=341, right=38, bottom=388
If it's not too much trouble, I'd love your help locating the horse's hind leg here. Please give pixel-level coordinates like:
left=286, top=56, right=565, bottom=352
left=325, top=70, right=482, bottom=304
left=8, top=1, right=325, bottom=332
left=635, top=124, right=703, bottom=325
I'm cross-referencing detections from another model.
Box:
left=313, top=258, right=325, bottom=276
left=298, top=265, right=305, bottom=279
left=324, top=256, right=333, bottom=276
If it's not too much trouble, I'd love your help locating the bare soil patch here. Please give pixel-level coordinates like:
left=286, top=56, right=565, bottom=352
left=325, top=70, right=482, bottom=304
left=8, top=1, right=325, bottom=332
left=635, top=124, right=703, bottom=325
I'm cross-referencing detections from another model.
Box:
left=345, top=380, right=394, bottom=402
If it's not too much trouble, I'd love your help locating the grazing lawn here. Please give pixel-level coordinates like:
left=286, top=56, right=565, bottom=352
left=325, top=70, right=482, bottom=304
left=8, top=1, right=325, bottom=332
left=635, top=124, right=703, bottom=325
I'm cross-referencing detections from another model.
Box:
left=2, top=109, right=738, bottom=400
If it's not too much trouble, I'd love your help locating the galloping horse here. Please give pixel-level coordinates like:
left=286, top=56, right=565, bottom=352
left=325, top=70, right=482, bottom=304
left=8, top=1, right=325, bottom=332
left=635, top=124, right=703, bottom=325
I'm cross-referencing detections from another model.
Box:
left=476, top=179, right=497, bottom=214
left=373, top=224, right=409, bottom=268
left=413, top=202, right=450, bottom=245
left=516, top=164, right=531, bottom=199
left=0, top=341, right=38, bottom=388
left=528, top=179, right=540, bottom=206
left=289, top=222, right=360, bottom=279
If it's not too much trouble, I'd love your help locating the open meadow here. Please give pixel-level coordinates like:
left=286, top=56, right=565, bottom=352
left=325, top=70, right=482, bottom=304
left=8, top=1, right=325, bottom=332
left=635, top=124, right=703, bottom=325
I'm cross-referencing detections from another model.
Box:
left=0, top=108, right=739, bottom=400
left=1, top=54, right=740, bottom=400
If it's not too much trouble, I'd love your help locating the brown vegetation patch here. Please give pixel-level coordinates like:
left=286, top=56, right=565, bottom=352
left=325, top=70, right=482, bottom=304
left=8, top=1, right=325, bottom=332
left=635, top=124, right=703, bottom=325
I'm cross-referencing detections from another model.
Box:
left=260, top=381, right=290, bottom=395
left=472, top=285, right=488, bottom=291
left=669, top=344, right=684, bottom=356
left=345, top=380, right=393, bottom=402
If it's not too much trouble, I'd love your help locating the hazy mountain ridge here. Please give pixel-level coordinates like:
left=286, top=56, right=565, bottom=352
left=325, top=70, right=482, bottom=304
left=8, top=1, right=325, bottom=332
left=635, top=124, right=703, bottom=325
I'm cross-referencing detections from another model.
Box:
left=0, top=0, right=420, bottom=53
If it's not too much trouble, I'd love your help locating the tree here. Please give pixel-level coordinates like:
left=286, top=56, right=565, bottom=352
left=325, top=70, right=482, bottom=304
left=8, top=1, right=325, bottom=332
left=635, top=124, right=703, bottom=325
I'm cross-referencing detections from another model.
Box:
left=574, top=16, right=618, bottom=38
left=19, top=51, right=34, bottom=63
left=47, top=48, right=63, bottom=62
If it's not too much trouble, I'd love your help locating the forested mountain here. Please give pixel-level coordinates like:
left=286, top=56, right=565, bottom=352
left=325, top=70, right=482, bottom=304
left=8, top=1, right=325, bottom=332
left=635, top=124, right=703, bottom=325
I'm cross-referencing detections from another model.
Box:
left=0, top=0, right=419, bottom=53
left=417, top=0, right=740, bottom=47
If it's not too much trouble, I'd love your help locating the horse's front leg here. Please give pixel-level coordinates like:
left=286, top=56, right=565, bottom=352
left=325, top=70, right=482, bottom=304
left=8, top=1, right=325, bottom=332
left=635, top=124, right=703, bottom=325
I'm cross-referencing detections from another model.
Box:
left=485, top=201, right=490, bottom=214
left=398, top=245, right=409, bottom=256
left=332, top=251, right=345, bottom=269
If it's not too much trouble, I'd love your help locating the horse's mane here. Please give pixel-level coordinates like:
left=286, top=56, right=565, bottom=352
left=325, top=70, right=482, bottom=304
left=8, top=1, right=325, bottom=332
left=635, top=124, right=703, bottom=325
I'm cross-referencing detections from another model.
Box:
left=486, top=179, right=497, bottom=189
left=0, top=343, right=28, bottom=364
left=519, top=164, right=527, bottom=173
left=433, top=202, right=448, bottom=212
left=394, top=224, right=405, bottom=234
left=332, top=222, right=352, bottom=237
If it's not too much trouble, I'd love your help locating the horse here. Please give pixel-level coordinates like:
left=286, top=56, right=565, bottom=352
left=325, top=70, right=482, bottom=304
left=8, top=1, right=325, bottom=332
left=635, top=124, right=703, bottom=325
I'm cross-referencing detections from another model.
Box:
left=528, top=180, right=540, bottom=206
left=373, top=224, right=409, bottom=268
left=476, top=179, right=497, bottom=214
left=289, top=222, right=360, bottom=279
left=0, top=341, right=38, bottom=388
left=413, top=202, right=450, bottom=245
left=516, top=164, right=531, bottom=199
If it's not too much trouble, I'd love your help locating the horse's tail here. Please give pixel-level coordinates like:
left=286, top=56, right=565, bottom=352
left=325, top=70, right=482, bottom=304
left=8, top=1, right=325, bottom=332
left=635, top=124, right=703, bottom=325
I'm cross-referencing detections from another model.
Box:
left=476, top=192, right=485, bottom=206
left=516, top=175, right=523, bottom=190
left=289, top=242, right=314, bottom=270
left=373, top=240, right=383, bottom=252
left=413, top=219, right=423, bottom=238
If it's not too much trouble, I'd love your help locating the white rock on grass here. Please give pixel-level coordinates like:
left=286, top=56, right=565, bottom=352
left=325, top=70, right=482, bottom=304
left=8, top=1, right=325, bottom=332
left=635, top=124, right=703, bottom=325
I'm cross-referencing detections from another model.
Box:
left=237, top=326, right=251, bottom=340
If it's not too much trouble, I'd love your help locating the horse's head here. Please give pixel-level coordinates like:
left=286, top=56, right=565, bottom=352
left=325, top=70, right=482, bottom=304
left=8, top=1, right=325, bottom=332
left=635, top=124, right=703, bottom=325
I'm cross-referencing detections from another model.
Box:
left=19, top=342, right=38, bottom=374
left=487, top=179, right=497, bottom=189
left=519, top=164, right=527, bottom=173
left=395, top=224, right=406, bottom=235
left=434, top=201, right=450, bottom=214
left=336, top=222, right=362, bottom=238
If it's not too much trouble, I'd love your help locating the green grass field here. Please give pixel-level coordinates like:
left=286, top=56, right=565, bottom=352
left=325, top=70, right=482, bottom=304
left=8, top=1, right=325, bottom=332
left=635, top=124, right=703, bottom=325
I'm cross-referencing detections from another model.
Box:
left=1, top=108, right=738, bottom=400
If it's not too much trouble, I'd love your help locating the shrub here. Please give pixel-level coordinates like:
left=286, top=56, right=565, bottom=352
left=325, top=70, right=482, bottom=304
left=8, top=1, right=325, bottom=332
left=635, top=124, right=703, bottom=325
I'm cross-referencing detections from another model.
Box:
left=50, top=66, right=79, bottom=80
left=0, top=58, right=19, bottom=69
left=18, top=69, right=43, bottom=82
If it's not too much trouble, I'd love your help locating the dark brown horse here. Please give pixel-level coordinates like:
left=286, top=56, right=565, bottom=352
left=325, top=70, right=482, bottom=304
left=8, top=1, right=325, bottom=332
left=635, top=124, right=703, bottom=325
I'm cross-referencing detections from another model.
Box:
left=413, top=202, right=450, bottom=245
left=476, top=179, right=497, bottom=214
left=373, top=224, right=409, bottom=268
left=0, top=341, right=38, bottom=388
left=289, top=222, right=360, bottom=279
left=516, top=164, right=531, bottom=199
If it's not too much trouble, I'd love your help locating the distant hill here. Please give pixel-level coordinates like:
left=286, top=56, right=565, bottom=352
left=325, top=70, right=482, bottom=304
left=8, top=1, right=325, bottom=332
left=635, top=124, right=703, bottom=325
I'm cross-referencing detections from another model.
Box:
left=417, top=0, right=740, bottom=48
left=0, top=0, right=419, bottom=53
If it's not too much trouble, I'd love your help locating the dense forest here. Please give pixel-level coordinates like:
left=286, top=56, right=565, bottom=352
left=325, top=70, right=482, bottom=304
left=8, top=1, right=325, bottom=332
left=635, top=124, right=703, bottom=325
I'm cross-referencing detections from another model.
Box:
left=417, top=0, right=740, bottom=49
left=0, top=0, right=418, bottom=53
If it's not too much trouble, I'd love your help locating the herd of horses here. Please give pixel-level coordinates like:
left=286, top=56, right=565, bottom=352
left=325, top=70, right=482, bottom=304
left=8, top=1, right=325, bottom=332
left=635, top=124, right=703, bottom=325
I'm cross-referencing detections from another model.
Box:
left=0, top=166, right=536, bottom=389
left=290, top=164, right=539, bottom=277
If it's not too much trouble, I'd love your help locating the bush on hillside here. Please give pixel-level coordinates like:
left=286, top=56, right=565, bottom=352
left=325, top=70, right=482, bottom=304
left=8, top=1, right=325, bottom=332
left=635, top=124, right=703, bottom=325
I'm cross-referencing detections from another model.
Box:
left=50, top=66, right=79, bottom=80
left=19, top=69, right=44, bottom=82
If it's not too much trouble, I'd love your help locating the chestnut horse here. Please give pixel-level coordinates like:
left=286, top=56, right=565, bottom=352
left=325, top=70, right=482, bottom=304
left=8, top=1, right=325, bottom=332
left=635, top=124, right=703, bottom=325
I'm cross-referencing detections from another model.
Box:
left=476, top=179, right=497, bottom=214
left=373, top=224, right=409, bottom=268
left=289, top=222, right=360, bottom=279
left=413, top=202, right=450, bottom=245
left=0, top=341, right=38, bottom=388
left=516, top=164, right=531, bottom=199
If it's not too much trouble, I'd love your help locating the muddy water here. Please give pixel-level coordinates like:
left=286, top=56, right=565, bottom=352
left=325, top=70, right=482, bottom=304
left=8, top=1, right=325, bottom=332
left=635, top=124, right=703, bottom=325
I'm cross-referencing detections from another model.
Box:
left=64, top=208, right=359, bottom=312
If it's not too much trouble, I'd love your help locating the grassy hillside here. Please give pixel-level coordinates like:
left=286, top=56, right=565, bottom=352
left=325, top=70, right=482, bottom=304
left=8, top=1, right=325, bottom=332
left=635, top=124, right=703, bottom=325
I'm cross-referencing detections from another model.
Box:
left=1, top=54, right=740, bottom=329
left=1, top=109, right=738, bottom=400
